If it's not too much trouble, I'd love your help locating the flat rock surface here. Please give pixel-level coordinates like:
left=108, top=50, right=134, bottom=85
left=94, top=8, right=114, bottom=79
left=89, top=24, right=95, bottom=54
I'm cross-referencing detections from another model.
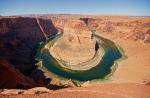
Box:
left=0, top=83, right=150, bottom=98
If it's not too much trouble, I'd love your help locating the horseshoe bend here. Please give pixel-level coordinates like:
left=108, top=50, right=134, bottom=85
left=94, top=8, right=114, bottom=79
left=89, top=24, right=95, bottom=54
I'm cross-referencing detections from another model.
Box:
left=0, top=15, right=150, bottom=97
left=35, top=19, right=123, bottom=81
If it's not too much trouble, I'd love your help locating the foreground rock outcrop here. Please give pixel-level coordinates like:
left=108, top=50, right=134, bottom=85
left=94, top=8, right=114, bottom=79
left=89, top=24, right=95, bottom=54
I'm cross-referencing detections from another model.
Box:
left=0, top=59, right=37, bottom=89
left=0, top=83, right=150, bottom=98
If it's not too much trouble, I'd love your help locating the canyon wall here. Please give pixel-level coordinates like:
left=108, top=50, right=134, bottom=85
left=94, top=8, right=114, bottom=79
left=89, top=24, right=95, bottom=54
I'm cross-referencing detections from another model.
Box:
left=0, top=17, right=58, bottom=88
left=0, top=15, right=150, bottom=89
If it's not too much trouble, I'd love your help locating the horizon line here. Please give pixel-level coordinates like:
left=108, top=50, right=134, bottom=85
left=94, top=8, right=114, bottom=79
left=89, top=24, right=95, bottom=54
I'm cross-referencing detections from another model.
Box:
left=1, top=13, right=150, bottom=17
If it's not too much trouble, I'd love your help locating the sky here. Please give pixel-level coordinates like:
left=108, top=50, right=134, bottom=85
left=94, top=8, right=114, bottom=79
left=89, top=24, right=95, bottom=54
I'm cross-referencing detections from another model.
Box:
left=0, top=0, right=150, bottom=16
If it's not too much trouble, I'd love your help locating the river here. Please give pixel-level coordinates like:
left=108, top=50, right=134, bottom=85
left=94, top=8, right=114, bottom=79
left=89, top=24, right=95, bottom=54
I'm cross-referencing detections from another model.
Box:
left=35, top=31, right=124, bottom=82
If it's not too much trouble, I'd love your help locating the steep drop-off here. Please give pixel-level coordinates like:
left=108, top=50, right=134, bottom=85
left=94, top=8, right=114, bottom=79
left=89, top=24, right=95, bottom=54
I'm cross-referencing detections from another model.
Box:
left=0, top=59, right=37, bottom=89
left=0, top=17, right=58, bottom=88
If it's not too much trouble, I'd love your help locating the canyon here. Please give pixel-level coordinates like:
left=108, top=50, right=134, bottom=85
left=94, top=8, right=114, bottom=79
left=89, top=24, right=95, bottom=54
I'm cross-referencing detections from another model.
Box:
left=0, top=15, right=150, bottom=98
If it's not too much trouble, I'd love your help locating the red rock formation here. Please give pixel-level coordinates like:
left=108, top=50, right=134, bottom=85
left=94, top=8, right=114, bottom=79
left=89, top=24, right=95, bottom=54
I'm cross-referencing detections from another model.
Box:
left=50, top=19, right=96, bottom=65
left=0, top=59, right=37, bottom=89
left=0, top=17, right=58, bottom=87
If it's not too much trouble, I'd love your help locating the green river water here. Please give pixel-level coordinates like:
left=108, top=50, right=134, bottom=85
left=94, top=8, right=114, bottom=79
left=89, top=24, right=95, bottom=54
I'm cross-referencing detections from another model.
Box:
left=35, top=32, right=124, bottom=82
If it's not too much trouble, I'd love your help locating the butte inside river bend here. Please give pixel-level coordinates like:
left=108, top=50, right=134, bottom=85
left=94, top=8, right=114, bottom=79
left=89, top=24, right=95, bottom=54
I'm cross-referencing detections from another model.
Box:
left=35, top=31, right=126, bottom=84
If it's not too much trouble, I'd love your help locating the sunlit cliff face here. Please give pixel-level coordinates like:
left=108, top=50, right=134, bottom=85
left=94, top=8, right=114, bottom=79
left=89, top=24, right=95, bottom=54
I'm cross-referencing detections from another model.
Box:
left=50, top=20, right=96, bottom=65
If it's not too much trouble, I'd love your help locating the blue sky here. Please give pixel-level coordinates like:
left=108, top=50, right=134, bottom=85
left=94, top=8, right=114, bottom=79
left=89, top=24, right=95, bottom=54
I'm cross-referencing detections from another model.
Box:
left=0, top=0, right=150, bottom=16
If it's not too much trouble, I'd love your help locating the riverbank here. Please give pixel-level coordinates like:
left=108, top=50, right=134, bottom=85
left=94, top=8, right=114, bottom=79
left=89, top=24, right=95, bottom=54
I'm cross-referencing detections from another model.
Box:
left=99, top=33, right=150, bottom=84
left=49, top=33, right=105, bottom=70
left=35, top=31, right=125, bottom=84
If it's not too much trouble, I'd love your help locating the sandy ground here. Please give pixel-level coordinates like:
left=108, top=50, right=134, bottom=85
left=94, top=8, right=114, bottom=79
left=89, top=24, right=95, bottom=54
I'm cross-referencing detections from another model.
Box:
left=100, top=33, right=150, bottom=84
left=0, top=83, right=150, bottom=98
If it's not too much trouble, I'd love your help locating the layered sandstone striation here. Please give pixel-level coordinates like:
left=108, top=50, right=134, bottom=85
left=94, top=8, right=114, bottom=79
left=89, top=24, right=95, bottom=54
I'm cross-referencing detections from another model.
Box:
left=50, top=20, right=96, bottom=65
left=80, top=16, right=150, bottom=43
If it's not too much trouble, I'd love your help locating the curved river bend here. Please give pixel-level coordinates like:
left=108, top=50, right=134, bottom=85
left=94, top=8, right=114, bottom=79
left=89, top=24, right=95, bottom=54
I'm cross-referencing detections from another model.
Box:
left=35, top=32, right=124, bottom=82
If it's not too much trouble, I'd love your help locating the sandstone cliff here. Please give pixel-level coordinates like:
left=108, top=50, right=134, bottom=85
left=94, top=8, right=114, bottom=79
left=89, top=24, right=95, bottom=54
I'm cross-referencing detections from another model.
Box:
left=0, top=17, right=58, bottom=88
left=50, top=19, right=96, bottom=65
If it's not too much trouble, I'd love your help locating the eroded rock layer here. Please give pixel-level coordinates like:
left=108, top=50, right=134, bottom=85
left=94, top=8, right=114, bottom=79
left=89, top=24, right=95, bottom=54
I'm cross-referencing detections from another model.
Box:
left=50, top=20, right=96, bottom=65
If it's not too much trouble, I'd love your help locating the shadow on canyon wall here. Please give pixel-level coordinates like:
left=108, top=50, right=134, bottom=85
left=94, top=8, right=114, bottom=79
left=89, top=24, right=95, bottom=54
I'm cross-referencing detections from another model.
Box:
left=0, top=17, right=67, bottom=89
